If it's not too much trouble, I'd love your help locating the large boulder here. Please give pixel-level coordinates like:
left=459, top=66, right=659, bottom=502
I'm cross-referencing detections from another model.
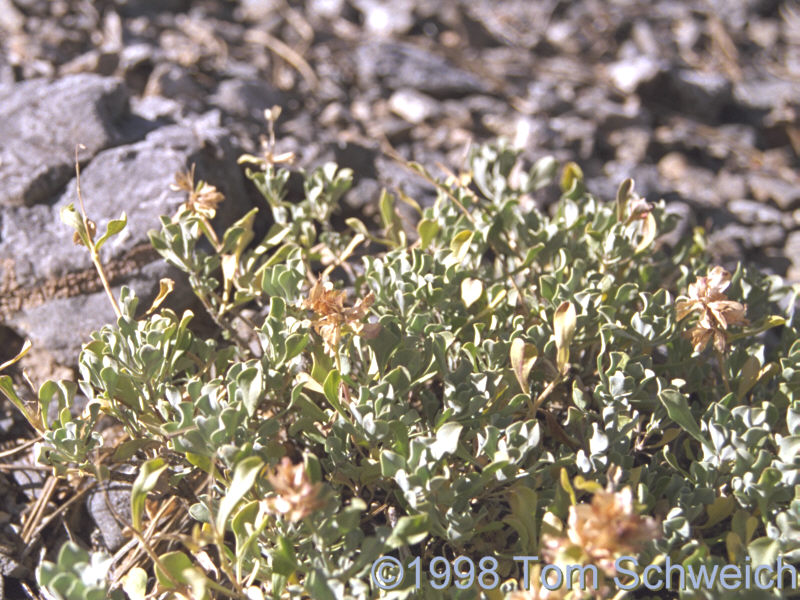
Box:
left=0, top=74, right=130, bottom=208
left=0, top=77, right=255, bottom=366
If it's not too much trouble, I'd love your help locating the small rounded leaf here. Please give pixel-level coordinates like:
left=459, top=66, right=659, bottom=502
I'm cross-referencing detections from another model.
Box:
left=553, top=301, right=576, bottom=373
left=510, top=338, right=538, bottom=393
left=460, top=278, right=483, bottom=308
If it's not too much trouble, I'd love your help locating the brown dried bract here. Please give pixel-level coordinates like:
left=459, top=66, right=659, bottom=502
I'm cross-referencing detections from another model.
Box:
left=264, top=457, right=324, bottom=522
left=303, top=279, right=375, bottom=352
left=542, top=487, right=661, bottom=578
left=170, top=163, right=224, bottom=219
left=676, top=266, right=748, bottom=353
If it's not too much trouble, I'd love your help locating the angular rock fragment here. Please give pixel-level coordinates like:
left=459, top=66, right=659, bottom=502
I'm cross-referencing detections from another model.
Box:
left=1, top=122, right=254, bottom=365
left=355, top=41, right=486, bottom=98
left=0, top=74, right=130, bottom=207
left=210, top=78, right=285, bottom=120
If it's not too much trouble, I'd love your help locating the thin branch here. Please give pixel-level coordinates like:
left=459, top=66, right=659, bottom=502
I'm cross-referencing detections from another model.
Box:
left=74, top=145, right=122, bottom=319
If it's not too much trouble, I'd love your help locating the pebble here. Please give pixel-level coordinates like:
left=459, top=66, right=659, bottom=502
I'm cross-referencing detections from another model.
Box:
left=748, top=173, right=800, bottom=210
left=605, top=55, right=663, bottom=94
left=728, top=198, right=785, bottom=225
left=785, top=231, right=800, bottom=282
left=388, top=88, right=440, bottom=124
left=210, top=78, right=285, bottom=120
left=86, top=477, right=133, bottom=552
left=353, top=0, right=414, bottom=36
left=669, top=69, right=732, bottom=122
left=355, top=41, right=486, bottom=98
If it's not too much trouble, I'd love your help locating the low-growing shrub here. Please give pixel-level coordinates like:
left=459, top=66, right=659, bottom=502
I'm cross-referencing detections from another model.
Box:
left=2, top=112, right=799, bottom=600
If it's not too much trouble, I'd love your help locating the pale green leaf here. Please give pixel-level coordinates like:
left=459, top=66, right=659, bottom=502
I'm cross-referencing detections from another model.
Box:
left=131, top=458, right=168, bottom=531
left=215, top=456, right=264, bottom=534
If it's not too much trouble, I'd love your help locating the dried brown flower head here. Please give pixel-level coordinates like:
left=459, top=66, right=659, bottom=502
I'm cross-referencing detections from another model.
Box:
left=264, top=457, right=324, bottom=522
left=675, top=266, right=748, bottom=353
left=542, top=487, right=660, bottom=577
left=170, top=163, right=225, bottom=219
left=237, top=106, right=296, bottom=169
left=302, top=279, right=376, bottom=353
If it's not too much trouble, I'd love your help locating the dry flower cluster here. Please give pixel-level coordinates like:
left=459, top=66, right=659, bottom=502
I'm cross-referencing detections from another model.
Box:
left=507, top=488, right=662, bottom=599
left=237, top=107, right=296, bottom=169
left=676, top=266, right=748, bottom=353
left=264, top=457, right=324, bottom=522
left=542, top=487, right=660, bottom=575
left=170, top=163, right=225, bottom=219
left=302, top=279, right=377, bottom=353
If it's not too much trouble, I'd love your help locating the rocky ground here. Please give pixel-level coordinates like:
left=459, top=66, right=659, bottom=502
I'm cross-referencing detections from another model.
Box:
left=0, top=0, right=799, bottom=596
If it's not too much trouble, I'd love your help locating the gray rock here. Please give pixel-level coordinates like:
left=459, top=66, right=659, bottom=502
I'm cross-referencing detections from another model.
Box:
left=5, top=126, right=209, bottom=285
left=747, top=173, right=800, bottom=211
left=670, top=70, right=732, bottom=122
left=130, top=94, right=187, bottom=122
left=0, top=530, right=27, bottom=579
left=608, top=127, right=652, bottom=165
left=119, top=42, right=159, bottom=73
left=114, top=0, right=191, bottom=16
left=728, top=199, right=785, bottom=225
left=307, top=0, right=345, bottom=19
left=520, top=80, right=573, bottom=117
left=595, top=163, right=662, bottom=202
left=355, top=41, right=486, bottom=99
left=709, top=223, right=785, bottom=252
left=785, top=231, right=800, bottom=282
left=119, top=43, right=160, bottom=95
left=0, top=52, right=14, bottom=86
left=0, top=75, right=129, bottom=207
left=210, top=78, right=285, bottom=120
left=660, top=200, right=694, bottom=248
left=86, top=477, right=133, bottom=552
left=672, top=15, right=703, bottom=51
left=631, top=20, right=661, bottom=56
left=352, top=0, right=414, bottom=36
left=713, top=172, right=747, bottom=202
left=733, top=78, right=800, bottom=112
left=548, top=115, right=596, bottom=159
left=343, top=178, right=381, bottom=215
left=144, top=63, right=205, bottom=111
left=11, top=455, right=46, bottom=501
left=6, top=268, right=178, bottom=366
left=657, top=153, right=723, bottom=209
left=748, top=18, right=781, bottom=48
left=544, top=20, right=580, bottom=54
left=0, top=122, right=254, bottom=365
left=463, top=0, right=550, bottom=48
left=388, top=88, right=440, bottom=124
left=0, top=0, right=25, bottom=34
left=238, top=0, right=283, bottom=20
left=605, top=56, right=663, bottom=95
left=577, top=89, right=648, bottom=132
